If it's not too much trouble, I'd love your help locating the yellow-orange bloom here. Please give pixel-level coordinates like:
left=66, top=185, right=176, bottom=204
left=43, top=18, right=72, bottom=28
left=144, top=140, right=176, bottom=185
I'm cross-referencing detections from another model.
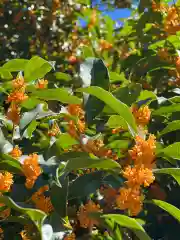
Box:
left=12, top=76, right=25, bottom=90
left=116, top=186, right=143, bottom=216
left=10, top=145, right=22, bottom=159
left=64, top=233, right=76, bottom=240
left=48, top=121, right=60, bottom=137
left=22, top=154, right=41, bottom=189
left=164, top=6, right=180, bottom=35
left=67, top=104, right=85, bottom=137
left=36, top=79, right=48, bottom=89
left=100, top=185, right=117, bottom=205
left=33, top=195, right=53, bottom=214
left=7, top=91, right=28, bottom=104
left=129, top=135, right=156, bottom=168
left=77, top=200, right=102, bottom=228
left=6, top=103, right=20, bottom=125
left=0, top=227, right=3, bottom=240
left=99, top=39, right=113, bottom=51
left=68, top=104, right=84, bottom=120
left=0, top=203, right=10, bottom=220
left=0, top=172, right=13, bottom=192
left=20, top=230, right=31, bottom=240
left=131, top=105, right=151, bottom=126
left=123, top=165, right=155, bottom=187
left=31, top=186, right=53, bottom=214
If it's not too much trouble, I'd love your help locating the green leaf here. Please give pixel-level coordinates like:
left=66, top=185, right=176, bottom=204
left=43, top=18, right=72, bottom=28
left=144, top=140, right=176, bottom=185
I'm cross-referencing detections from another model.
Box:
left=3, top=59, right=28, bottom=71
left=54, top=72, right=72, bottom=81
left=0, top=158, right=22, bottom=174
left=21, top=97, right=42, bottom=110
left=152, top=104, right=180, bottom=116
left=68, top=172, right=103, bottom=199
left=64, top=156, right=120, bottom=172
left=26, top=120, right=38, bottom=139
left=154, top=168, right=180, bottom=185
left=24, top=56, right=52, bottom=82
left=158, top=121, right=180, bottom=137
left=56, top=133, right=78, bottom=150
left=138, top=90, right=157, bottom=102
left=50, top=179, right=68, bottom=218
left=149, top=199, right=180, bottom=223
left=158, top=142, right=180, bottom=160
left=113, top=84, right=141, bottom=106
left=82, top=46, right=94, bottom=58
left=106, top=140, right=129, bottom=149
left=0, top=196, right=46, bottom=231
left=102, top=214, right=151, bottom=240
left=106, top=115, right=128, bottom=130
left=0, top=68, right=13, bottom=80
left=20, top=109, right=38, bottom=130
left=80, top=58, right=110, bottom=123
left=31, top=88, right=81, bottom=104
left=77, top=86, right=137, bottom=135
left=109, top=72, right=128, bottom=83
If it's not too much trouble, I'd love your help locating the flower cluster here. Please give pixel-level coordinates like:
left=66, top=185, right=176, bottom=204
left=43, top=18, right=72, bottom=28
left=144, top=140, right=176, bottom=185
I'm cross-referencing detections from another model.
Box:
left=67, top=104, right=85, bottom=140
left=116, top=105, right=156, bottom=216
left=77, top=200, right=102, bottom=229
left=6, top=75, right=28, bottom=125
left=31, top=185, right=53, bottom=214
left=131, top=105, right=151, bottom=127
left=164, top=6, right=180, bottom=35
left=22, top=154, right=41, bottom=189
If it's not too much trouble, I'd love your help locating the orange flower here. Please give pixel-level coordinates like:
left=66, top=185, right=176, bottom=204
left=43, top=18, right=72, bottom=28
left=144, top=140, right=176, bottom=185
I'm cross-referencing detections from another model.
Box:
left=99, top=39, right=113, bottom=51
left=7, top=91, right=28, bottom=104
left=176, top=57, right=180, bottom=72
left=152, top=1, right=167, bottom=12
left=20, top=230, right=31, bottom=240
left=116, top=186, right=143, bottom=216
left=0, top=172, right=13, bottom=192
left=131, top=105, right=151, bottom=126
left=12, top=75, right=25, bottom=90
left=164, top=6, right=180, bottom=35
left=36, top=79, right=48, bottom=89
left=77, top=200, right=102, bottom=228
left=0, top=227, right=3, bottom=240
left=64, top=233, right=76, bottom=240
left=123, top=165, right=155, bottom=187
left=129, top=135, right=156, bottom=168
left=31, top=186, right=53, bottom=214
left=157, top=48, right=173, bottom=63
left=88, top=9, right=97, bottom=28
left=22, top=154, right=41, bottom=189
left=48, top=121, right=60, bottom=137
left=67, top=104, right=85, bottom=138
left=112, top=127, right=124, bottom=134
left=10, top=145, right=22, bottom=159
left=68, top=104, right=84, bottom=120
left=33, top=195, right=53, bottom=214
left=100, top=185, right=117, bottom=205
left=6, top=103, right=20, bottom=125
left=0, top=202, right=10, bottom=220
left=68, top=120, right=79, bottom=140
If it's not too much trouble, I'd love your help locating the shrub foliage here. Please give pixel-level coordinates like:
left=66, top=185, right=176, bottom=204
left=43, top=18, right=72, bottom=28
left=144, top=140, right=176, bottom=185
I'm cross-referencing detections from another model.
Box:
left=1, top=0, right=180, bottom=240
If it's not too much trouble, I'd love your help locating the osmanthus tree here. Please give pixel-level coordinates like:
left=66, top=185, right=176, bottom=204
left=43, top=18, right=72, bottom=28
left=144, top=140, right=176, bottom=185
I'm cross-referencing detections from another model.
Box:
left=1, top=0, right=180, bottom=240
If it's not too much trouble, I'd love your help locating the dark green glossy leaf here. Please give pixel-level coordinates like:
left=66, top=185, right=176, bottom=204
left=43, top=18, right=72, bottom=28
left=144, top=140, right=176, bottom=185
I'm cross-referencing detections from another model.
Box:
left=50, top=179, right=68, bottom=218
left=64, top=156, right=120, bottom=172
left=77, top=86, right=137, bottom=135
left=154, top=168, right=180, bottom=185
left=159, top=120, right=180, bottom=137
